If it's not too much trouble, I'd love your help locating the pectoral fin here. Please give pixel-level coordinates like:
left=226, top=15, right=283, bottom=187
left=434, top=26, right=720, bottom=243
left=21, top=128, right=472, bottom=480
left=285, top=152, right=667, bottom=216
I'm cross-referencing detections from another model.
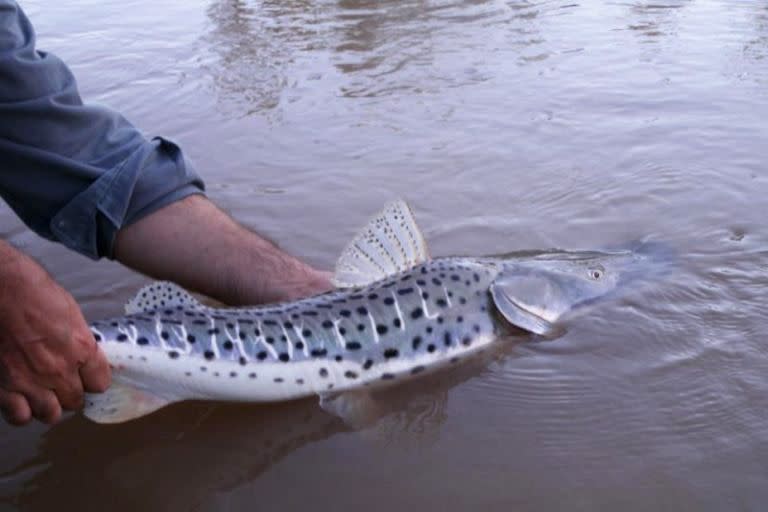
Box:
left=319, top=390, right=382, bottom=429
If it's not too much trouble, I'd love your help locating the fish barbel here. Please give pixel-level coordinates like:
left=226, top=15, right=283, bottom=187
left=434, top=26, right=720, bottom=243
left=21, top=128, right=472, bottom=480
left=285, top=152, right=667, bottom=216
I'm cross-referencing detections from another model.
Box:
left=85, top=200, right=665, bottom=424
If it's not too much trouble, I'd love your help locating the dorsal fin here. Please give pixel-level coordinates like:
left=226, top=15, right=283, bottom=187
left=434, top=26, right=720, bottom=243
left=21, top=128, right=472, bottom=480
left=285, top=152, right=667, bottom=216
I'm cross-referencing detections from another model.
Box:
left=125, top=281, right=205, bottom=315
left=333, top=200, right=430, bottom=288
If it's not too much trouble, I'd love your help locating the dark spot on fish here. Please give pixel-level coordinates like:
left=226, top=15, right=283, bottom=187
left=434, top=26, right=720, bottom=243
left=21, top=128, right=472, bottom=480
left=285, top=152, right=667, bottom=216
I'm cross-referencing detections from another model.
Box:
left=302, top=329, right=312, bottom=337
left=411, top=366, right=425, bottom=375
left=319, top=368, right=328, bottom=377
left=311, top=348, right=328, bottom=357
left=253, top=328, right=261, bottom=336
left=401, top=274, right=412, bottom=282
left=339, top=327, right=347, bottom=336
left=457, top=316, right=464, bottom=323
left=116, top=334, right=128, bottom=342
left=266, top=336, right=275, bottom=344
left=111, top=322, right=119, bottom=327
left=345, top=370, right=358, bottom=379
left=186, top=334, right=196, bottom=344
left=200, top=366, right=207, bottom=372
left=204, top=350, right=215, bottom=360
left=318, top=304, right=333, bottom=309
left=473, top=273, right=480, bottom=282
left=459, top=297, right=467, bottom=305
left=257, top=351, right=268, bottom=360
left=363, top=359, right=374, bottom=370
left=384, top=348, right=399, bottom=359
left=432, top=278, right=442, bottom=286
left=420, top=266, right=428, bottom=274
left=137, top=337, right=149, bottom=346
left=427, top=344, right=436, bottom=353
left=376, top=324, right=388, bottom=335
left=284, top=321, right=293, bottom=329
left=368, top=293, right=379, bottom=300
left=416, top=279, right=426, bottom=286
left=239, top=356, right=248, bottom=365
left=383, top=281, right=397, bottom=288
left=239, top=319, right=254, bottom=324
left=264, top=319, right=278, bottom=326
left=226, top=322, right=234, bottom=329
left=279, top=353, right=290, bottom=362
left=426, top=325, right=434, bottom=334
left=193, top=320, right=206, bottom=325
left=163, top=309, right=173, bottom=315
left=302, top=311, right=318, bottom=317
left=223, top=340, right=234, bottom=350
left=335, top=355, right=343, bottom=362
left=346, top=342, right=362, bottom=350
left=249, top=372, right=257, bottom=379
left=322, top=320, right=333, bottom=329
left=381, top=373, right=395, bottom=380
left=444, top=332, right=453, bottom=346
left=168, top=351, right=179, bottom=359
left=296, top=378, right=304, bottom=384
left=185, top=371, right=192, bottom=377
left=384, top=297, right=395, bottom=306
left=357, top=324, right=366, bottom=332
left=339, top=309, right=351, bottom=318
left=280, top=335, right=287, bottom=342
left=208, top=328, right=220, bottom=335
left=411, top=308, right=423, bottom=319
left=437, top=316, right=444, bottom=324
left=412, top=336, right=422, bottom=350
left=296, top=341, right=304, bottom=350
left=398, top=287, right=414, bottom=296
left=422, top=291, right=429, bottom=300
left=473, top=324, right=482, bottom=333
left=350, top=294, right=364, bottom=300
left=462, top=336, right=472, bottom=346
left=356, top=306, right=368, bottom=315
left=274, top=377, right=284, bottom=383
left=436, top=298, right=447, bottom=308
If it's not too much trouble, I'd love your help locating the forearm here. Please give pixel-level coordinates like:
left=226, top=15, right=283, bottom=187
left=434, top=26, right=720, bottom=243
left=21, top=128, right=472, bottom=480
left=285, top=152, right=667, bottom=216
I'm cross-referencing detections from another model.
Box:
left=113, top=195, right=332, bottom=306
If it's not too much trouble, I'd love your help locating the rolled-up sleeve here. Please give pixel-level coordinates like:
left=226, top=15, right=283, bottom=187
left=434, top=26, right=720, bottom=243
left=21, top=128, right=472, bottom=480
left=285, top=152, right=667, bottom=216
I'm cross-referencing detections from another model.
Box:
left=0, top=0, right=205, bottom=259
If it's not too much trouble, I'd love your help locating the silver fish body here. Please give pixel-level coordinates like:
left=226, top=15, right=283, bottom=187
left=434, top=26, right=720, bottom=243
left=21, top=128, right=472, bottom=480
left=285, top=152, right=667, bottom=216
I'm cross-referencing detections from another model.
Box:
left=90, top=258, right=501, bottom=403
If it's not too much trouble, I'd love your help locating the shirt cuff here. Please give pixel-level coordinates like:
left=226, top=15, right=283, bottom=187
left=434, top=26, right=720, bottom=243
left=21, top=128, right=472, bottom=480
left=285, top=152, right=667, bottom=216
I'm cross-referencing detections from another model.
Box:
left=50, top=136, right=205, bottom=259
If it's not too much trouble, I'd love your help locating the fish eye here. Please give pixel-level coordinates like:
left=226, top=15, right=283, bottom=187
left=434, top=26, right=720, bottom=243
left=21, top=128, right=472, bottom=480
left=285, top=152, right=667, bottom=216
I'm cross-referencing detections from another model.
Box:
left=589, top=269, right=603, bottom=280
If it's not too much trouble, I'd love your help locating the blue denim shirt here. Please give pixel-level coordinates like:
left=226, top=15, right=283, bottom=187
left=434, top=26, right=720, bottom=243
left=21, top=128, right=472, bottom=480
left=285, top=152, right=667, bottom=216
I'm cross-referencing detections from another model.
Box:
left=0, top=0, right=205, bottom=259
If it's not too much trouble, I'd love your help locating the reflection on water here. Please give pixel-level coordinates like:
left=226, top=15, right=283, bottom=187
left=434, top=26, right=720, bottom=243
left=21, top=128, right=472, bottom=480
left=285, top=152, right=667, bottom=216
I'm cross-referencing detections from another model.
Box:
left=624, top=1, right=691, bottom=42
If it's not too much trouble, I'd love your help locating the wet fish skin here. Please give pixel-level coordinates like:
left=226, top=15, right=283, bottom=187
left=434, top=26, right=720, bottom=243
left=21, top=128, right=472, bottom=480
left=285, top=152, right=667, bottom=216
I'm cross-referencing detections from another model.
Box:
left=90, top=257, right=501, bottom=404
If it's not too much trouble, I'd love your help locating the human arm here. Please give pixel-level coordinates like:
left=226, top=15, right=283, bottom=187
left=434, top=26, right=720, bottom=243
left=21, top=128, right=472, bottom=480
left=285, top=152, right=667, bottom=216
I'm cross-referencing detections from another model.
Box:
left=114, top=195, right=332, bottom=306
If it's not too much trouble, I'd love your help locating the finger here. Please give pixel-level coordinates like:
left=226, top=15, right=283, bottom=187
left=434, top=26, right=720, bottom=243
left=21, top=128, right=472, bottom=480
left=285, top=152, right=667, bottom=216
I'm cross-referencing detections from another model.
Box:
left=52, top=373, right=85, bottom=411
left=0, top=389, right=32, bottom=426
left=79, top=348, right=111, bottom=393
left=24, top=387, right=62, bottom=424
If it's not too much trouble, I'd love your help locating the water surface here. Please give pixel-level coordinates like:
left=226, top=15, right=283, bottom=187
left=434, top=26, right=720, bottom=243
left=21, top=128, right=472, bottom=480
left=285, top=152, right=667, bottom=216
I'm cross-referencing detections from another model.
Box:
left=2, top=0, right=768, bottom=510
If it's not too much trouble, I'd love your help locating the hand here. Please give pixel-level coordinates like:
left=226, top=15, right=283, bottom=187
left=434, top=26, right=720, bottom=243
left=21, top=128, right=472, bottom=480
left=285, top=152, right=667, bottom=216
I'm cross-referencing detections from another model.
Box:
left=0, top=248, right=111, bottom=425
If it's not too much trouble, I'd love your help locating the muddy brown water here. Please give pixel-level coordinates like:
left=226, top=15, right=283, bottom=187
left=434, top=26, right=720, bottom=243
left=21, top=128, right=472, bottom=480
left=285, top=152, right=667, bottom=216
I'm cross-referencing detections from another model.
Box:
left=2, top=0, right=768, bottom=510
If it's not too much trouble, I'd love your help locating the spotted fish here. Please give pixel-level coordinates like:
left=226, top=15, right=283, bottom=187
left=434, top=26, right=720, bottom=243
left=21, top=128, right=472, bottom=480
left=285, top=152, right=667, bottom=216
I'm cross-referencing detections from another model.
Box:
left=85, top=200, right=665, bottom=424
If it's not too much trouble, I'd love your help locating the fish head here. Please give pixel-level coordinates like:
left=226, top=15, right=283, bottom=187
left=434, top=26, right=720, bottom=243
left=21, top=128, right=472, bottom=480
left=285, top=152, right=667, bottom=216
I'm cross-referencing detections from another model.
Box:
left=489, top=241, right=671, bottom=335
